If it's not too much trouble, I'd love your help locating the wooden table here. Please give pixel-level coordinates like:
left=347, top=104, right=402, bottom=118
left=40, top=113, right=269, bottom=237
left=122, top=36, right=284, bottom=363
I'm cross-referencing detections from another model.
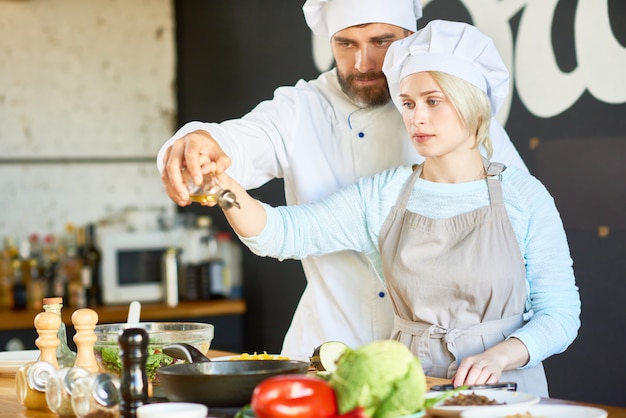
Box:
left=2, top=350, right=626, bottom=417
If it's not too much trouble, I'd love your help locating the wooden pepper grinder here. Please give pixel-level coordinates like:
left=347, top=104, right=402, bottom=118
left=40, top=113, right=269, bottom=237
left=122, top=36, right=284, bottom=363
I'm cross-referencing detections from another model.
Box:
left=15, top=311, right=60, bottom=410
left=35, top=311, right=61, bottom=368
left=118, top=328, right=149, bottom=418
left=71, top=308, right=100, bottom=373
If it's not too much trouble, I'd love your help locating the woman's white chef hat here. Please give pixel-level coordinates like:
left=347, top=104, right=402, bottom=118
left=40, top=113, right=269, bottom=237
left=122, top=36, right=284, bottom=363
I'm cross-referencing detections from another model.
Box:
left=383, top=20, right=509, bottom=116
left=303, top=0, right=423, bottom=38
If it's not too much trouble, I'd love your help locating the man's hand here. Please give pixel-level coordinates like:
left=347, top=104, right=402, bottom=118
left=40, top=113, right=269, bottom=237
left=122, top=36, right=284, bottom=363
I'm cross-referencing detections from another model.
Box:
left=160, top=130, right=232, bottom=206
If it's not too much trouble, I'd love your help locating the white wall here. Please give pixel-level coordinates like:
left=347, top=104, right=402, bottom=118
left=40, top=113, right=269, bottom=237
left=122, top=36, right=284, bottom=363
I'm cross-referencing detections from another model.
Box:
left=0, top=0, right=177, bottom=241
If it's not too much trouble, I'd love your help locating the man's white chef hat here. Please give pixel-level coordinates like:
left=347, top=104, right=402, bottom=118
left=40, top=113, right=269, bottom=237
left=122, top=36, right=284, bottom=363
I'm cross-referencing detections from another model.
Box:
left=383, top=20, right=509, bottom=116
left=303, top=0, right=423, bottom=38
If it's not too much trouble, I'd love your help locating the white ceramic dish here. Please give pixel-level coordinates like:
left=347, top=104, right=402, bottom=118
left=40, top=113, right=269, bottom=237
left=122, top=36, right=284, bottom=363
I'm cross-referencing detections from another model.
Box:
left=0, top=350, right=39, bottom=375
left=137, top=402, right=208, bottom=418
left=426, top=389, right=540, bottom=417
left=460, top=404, right=608, bottom=418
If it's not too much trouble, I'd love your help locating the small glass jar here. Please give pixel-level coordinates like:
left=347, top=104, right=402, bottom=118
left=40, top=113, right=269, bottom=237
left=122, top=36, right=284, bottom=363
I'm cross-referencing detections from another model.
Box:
left=15, top=361, right=56, bottom=410
left=183, top=171, right=240, bottom=209
left=71, top=372, right=121, bottom=418
left=46, top=366, right=90, bottom=417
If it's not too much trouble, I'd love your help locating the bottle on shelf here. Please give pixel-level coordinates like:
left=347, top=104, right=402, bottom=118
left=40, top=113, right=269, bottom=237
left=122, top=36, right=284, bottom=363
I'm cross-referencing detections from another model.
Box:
left=42, top=296, right=76, bottom=368
left=162, top=247, right=179, bottom=308
left=0, top=250, right=12, bottom=309
left=26, top=258, right=45, bottom=311
left=81, top=223, right=102, bottom=306
left=215, top=231, right=243, bottom=299
left=179, top=215, right=219, bottom=301
left=11, top=259, right=27, bottom=310
left=63, top=223, right=87, bottom=308
left=3, top=236, right=19, bottom=261
left=196, top=216, right=225, bottom=300
left=41, top=234, right=63, bottom=299
left=28, top=233, right=43, bottom=265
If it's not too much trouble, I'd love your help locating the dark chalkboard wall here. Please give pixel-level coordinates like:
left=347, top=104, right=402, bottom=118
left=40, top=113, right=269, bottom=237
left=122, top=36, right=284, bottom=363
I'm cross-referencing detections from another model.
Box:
left=173, top=0, right=626, bottom=407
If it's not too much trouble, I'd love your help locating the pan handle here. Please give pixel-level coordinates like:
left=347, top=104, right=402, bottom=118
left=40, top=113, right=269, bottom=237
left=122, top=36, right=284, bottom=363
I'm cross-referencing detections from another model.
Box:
left=163, top=343, right=212, bottom=364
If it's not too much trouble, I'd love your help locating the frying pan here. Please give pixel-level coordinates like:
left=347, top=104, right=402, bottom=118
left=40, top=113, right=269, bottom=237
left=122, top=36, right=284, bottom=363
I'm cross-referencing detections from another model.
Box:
left=156, top=343, right=310, bottom=407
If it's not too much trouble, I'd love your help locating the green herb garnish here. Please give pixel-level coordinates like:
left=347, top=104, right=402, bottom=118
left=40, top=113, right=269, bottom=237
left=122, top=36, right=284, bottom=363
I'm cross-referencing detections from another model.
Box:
left=94, top=346, right=176, bottom=381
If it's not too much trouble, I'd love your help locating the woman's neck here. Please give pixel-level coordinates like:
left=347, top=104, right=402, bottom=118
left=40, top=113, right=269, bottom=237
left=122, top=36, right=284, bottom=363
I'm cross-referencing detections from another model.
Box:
left=420, top=153, right=485, bottom=183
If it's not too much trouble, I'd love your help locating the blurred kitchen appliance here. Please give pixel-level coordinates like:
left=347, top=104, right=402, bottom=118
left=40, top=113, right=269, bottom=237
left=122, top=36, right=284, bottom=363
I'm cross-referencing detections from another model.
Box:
left=98, top=228, right=184, bottom=305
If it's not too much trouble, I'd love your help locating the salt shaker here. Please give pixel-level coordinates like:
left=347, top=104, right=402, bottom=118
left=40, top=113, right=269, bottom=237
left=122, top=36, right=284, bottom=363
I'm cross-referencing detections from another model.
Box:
left=119, top=328, right=149, bottom=418
left=71, top=372, right=121, bottom=418
left=15, top=311, right=61, bottom=410
left=184, top=171, right=240, bottom=209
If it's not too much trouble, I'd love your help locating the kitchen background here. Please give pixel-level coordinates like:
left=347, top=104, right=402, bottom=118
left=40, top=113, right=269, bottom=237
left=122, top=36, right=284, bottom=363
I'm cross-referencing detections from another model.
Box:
left=0, top=0, right=177, bottom=236
left=1, top=0, right=625, bottom=408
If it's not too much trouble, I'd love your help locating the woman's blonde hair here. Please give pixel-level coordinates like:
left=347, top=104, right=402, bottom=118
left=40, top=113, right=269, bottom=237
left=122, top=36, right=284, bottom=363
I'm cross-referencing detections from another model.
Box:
left=429, top=71, right=493, bottom=158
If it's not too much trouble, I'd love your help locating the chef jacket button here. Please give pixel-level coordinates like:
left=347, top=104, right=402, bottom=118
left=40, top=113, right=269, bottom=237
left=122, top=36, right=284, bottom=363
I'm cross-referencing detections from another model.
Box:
left=358, top=132, right=365, bottom=138
left=378, top=291, right=385, bottom=298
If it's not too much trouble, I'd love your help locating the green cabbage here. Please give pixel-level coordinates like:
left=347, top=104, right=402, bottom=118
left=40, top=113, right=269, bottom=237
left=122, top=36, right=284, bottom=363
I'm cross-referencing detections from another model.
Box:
left=328, top=340, right=426, bottom=418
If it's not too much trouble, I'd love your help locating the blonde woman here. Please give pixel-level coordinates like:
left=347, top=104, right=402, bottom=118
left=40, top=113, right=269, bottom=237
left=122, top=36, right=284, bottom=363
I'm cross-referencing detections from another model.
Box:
left=213, top=20, right=580, bottom=397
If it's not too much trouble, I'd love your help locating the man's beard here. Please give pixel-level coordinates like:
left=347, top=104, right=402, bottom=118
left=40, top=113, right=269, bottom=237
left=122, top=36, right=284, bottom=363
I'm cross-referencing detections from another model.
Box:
left=337, top=70, right=391, bottom=107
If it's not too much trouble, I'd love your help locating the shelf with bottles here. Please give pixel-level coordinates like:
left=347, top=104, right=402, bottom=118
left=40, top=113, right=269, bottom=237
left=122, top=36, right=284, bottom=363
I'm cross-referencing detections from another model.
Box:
left=0, top=299, right=246, bottom=332
left=0, top=223, right=102, bottom=313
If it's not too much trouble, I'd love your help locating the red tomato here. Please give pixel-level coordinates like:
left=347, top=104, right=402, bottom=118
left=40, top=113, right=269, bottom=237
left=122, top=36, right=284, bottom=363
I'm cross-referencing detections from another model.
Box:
left=251, top=375, right=338, bottom=418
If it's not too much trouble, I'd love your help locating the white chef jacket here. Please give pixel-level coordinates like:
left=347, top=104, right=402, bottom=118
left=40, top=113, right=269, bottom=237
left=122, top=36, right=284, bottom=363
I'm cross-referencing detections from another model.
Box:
left=157, top=69, right=528, bottom=358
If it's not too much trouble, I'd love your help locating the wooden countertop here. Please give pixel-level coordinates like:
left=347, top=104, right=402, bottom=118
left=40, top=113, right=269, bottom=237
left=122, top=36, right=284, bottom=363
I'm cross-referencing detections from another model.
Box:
left=2, top=350, right=626, bottom=418
left=0, top=299, right=246, bottom=331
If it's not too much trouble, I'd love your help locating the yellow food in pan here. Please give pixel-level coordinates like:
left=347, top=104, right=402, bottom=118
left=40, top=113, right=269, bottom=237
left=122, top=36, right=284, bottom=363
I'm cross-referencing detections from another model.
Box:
left=229, top=351, right=291, bottom=360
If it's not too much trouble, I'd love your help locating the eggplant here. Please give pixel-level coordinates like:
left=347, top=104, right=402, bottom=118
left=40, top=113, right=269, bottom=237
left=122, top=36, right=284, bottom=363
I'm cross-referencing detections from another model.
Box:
left=310, top=341, right=349, bottom=372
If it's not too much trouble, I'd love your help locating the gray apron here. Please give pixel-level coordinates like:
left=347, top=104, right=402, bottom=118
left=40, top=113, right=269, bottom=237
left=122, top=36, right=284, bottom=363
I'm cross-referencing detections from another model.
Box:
left=378, top=159, right=548, bottom=397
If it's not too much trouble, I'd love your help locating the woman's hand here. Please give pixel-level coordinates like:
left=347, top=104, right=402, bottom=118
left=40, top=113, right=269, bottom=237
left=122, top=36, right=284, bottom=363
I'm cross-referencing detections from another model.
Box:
left=451, top=337, right=529, bottom=387
left=161, top=130, right=232, bottom=206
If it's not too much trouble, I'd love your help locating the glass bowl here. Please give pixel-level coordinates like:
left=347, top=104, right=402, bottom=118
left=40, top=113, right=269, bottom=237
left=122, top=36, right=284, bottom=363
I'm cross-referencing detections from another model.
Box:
left=93, top=322, right=214, bottom=383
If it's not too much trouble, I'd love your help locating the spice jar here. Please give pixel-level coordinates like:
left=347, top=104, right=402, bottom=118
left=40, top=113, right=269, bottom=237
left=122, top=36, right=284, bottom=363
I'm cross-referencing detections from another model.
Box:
left=46, top=366, right=90, bottom=417
left=15, top=360, right=57, bottom=410
left=71, top=372, right=121, bottom=418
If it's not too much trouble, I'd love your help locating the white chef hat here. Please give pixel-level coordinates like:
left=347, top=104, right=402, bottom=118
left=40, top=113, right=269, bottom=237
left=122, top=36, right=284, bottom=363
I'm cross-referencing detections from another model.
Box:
left=382, top=20, right=509, bottom=116
left=303, top=0, right=423, bottom=38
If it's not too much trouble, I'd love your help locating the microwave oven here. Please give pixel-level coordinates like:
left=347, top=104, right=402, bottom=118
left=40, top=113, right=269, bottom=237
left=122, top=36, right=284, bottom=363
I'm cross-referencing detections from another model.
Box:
left=98, top=228, right=185, bottom=305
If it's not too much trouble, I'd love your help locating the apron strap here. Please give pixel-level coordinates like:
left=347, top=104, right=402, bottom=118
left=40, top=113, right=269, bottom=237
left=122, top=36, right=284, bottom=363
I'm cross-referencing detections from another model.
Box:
left=483, top=157, right=506, bottom=207
left=394, top=164, right=422, bottom=209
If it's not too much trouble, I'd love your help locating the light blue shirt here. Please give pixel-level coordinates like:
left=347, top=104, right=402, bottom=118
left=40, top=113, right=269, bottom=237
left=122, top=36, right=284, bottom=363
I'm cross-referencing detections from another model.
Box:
left=241, top=165, right=581, bottom=368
